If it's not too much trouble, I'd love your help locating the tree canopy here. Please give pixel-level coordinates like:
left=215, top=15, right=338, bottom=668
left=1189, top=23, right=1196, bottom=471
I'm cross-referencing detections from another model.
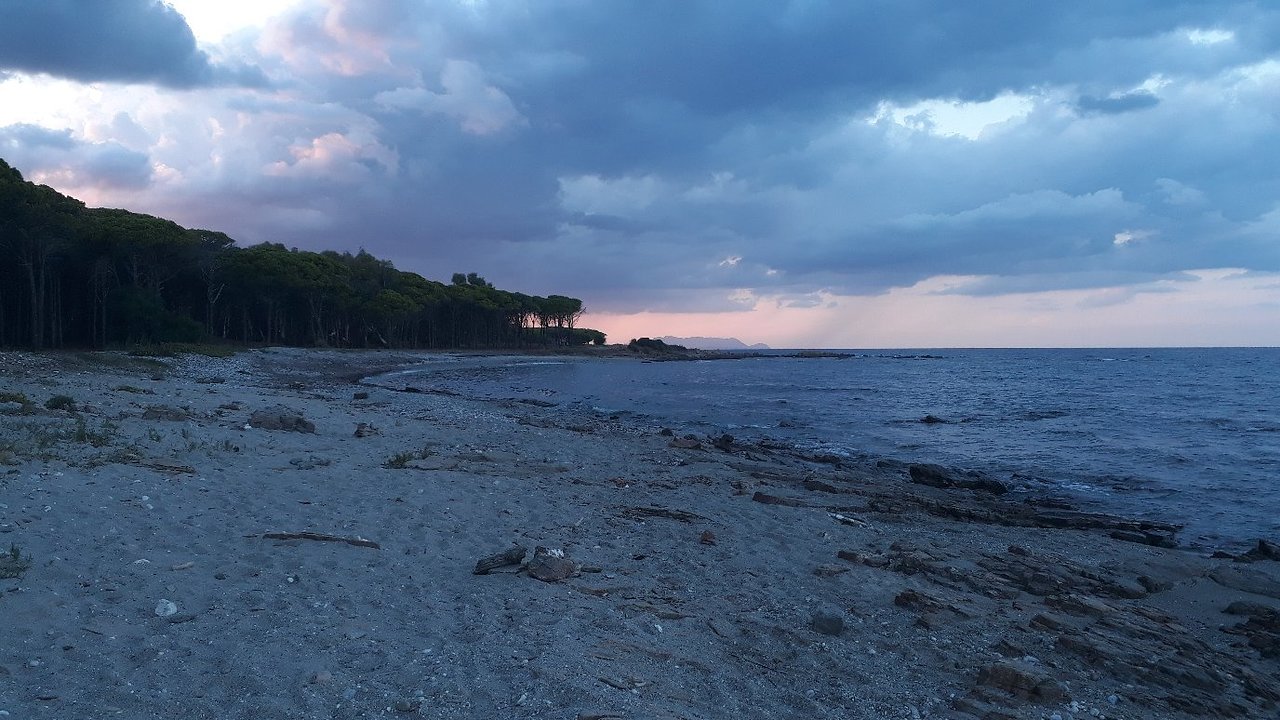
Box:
left=0, top=157, right=603, bottom=350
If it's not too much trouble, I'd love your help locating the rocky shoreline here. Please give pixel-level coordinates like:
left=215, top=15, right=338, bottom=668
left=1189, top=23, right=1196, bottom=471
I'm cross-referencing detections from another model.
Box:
left=0, top=348, right=1276, bottom=719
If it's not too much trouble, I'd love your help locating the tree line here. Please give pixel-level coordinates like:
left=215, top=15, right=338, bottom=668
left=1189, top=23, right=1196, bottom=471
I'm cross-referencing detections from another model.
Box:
left=0, top=158, right=605, bottom=350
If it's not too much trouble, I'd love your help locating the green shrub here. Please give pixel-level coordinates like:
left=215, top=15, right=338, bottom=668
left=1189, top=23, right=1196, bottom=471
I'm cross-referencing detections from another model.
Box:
left=128, top=342, right=237, bottom=358
left=0, top=391, right=28, bottom=405
left=0, top=544, right=32, bottom=579
left=384, top=451, right=415, bottom=469
left=45, top=395, right=77, bottom=411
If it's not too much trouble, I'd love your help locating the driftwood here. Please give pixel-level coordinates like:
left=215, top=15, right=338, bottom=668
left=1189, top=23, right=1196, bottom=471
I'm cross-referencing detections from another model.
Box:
left=262, top=531, right=381, bottom=549
left=473, top=545, right=528, bottom=574
left=620, top=506, right=707, bottom=523
left=751, top=491, right=810, bottom=507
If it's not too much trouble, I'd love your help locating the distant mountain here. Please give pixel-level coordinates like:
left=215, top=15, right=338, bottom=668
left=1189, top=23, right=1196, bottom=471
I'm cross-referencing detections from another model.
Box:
left=660, top=336, right=770, bottom=350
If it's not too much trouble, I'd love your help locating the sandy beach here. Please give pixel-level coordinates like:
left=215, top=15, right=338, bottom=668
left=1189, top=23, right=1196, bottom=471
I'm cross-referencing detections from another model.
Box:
left=1, top=348, right=1277, bottom=720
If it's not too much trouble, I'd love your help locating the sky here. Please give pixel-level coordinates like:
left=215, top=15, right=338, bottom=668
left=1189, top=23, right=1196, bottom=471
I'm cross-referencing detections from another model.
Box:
left=1, top=1, right=1278, bottom=348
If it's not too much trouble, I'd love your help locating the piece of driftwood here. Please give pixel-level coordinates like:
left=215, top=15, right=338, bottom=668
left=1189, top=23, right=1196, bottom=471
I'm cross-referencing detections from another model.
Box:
left=750, top=491, right=809, bottom=507
left=262, top=531, right=381, bottom=549
left=620, top=506, right=707, bottom=523
left=473, top=545, right=528, bottom=575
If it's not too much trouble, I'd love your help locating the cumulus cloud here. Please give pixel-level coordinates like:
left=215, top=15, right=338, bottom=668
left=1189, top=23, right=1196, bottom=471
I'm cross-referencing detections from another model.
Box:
left=0, top=0, right=264, bottom=87
left=3, top=0, right=1279, bottom=334
left=375, top=60, right=525, bottom=135
left=0, top=123, right=151, bottom=190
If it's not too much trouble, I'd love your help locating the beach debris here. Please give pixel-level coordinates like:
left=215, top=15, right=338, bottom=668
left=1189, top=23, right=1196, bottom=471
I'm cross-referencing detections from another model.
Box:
left=750, top=491, right=809, bottom=508
left=154, top=599, right=178, bottom=618
left=658, top=428, right=674, bottom=436
left=262, top=531, right=380, bottom=549
left=141, top=405, right=192, bottom=421
left=517, top=398, right=557, bottom=407
left=288, top=456, right=331, bottom=470
left=353, top=422, right=380, bottom=438
left=353, top=391, right=370, bottom=400
left=713, top=433, right=735, bottom=451
left=248, top=406, right=315, bottom=433
left=829, top=512, right=868, bottom=527
left=699, top=530, right=717, bottom=545
left=809, top=612, right=845, bottom=636
left=526, top=546, right=579, bottom=582
left=907, top=463, right=1008, bottom=494
left=170, top=561, right=194, bottom=571
left=668, top=437, right=701, bottom=449
left=620, top=506, right=707, bottom=523
left=812, top=564, right=848, bottom=578
left=125, top=456, right=196, bottom=474
left=597, top=676, right=648, bottom=691
left=473, top=545, right=528, bottom=575
left=577, top=713, right=625, bottom=720
left=195, top=376, right=226, bottom=384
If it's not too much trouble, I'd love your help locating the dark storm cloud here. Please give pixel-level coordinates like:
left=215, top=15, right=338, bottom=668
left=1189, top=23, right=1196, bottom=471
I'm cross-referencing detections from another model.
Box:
left=1077, top=91, right=1161, bottom=115
left=15, top=0, right=1277, bottom=315
left=0, top=0, right=265, bottom=87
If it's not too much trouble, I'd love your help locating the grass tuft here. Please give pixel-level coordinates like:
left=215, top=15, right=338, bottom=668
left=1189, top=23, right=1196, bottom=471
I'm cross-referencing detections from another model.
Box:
left=384, top=451, right=415, bottom=469
left=0, top=544, right=32, bottom=579
left=45, top=394, right=77, bottom=412
left=128, top=342, right=238, bottom=358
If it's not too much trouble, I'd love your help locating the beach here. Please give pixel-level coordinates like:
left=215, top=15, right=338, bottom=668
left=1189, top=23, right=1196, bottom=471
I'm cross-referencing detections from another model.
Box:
left=1, top=348, right=1277, bottom=720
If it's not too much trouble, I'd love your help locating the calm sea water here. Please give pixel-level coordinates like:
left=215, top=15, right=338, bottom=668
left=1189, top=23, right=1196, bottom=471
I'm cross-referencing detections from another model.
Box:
left=396, top=348, right=1280, bottom=549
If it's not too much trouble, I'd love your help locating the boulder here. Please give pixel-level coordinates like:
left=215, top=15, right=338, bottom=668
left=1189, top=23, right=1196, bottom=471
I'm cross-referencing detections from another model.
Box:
left=248, top=406, right=316, bottom=433
left=975, top=662, right=1069, bottom=704
left=809, top=612, right=845, bottom=636
left=1239, top=539, right=1280, bottom=563
left=908, top=463, right=1008, bottom=494
left=525, top=547, right=578, bottom=582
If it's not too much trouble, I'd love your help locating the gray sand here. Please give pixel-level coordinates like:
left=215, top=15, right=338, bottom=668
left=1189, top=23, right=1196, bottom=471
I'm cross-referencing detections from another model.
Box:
left=0, top=348, right=1276, bottom=719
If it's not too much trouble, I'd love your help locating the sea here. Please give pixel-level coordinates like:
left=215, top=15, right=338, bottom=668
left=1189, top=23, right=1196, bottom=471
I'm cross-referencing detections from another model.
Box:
left=391, top=348, right=1280, bottom=550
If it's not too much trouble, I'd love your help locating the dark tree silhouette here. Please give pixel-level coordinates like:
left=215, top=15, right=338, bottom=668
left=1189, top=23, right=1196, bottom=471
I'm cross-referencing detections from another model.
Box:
left=0, top=157, right=605, bottom=350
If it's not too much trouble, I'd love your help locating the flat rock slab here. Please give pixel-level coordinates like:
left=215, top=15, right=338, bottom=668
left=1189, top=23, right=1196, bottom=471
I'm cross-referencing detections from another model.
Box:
left=1211, top=565, right=1280, bottom=600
